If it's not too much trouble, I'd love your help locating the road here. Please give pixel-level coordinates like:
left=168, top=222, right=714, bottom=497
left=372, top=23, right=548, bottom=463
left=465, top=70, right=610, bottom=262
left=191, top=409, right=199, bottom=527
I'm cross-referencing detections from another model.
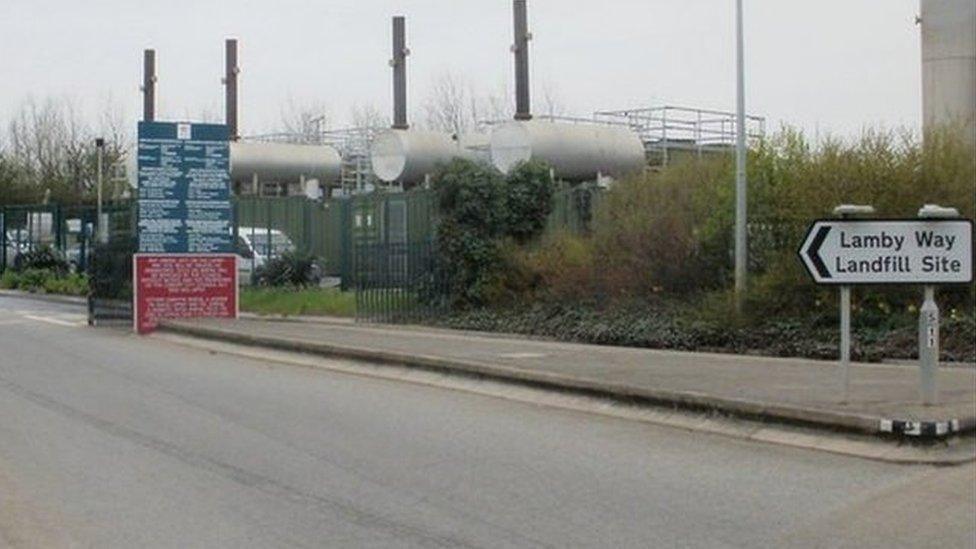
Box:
left=0, top=295, right=973, bottom=548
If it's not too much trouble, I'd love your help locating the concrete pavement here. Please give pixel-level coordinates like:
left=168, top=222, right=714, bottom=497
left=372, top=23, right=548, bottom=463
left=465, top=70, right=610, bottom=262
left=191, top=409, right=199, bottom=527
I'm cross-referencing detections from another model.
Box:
left=2, top=295, right=974, bottom=548
left=162, top=316, right=976, bottom=440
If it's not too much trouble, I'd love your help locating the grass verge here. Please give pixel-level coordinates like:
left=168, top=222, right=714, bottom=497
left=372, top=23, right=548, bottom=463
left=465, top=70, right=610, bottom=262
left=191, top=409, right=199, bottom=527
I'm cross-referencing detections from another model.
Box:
left=241, top=287, right=356, bottom=318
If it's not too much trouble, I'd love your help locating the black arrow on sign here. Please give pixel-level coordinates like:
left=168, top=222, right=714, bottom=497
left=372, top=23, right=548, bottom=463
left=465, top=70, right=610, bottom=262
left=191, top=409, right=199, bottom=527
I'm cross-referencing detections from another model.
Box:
left=806, top=225, right=832, bottom=279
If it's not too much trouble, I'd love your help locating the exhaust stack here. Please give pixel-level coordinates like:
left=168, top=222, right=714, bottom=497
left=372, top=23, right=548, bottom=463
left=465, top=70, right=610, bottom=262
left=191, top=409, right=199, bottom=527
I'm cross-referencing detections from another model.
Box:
left=513, top=0, right=532, bottom=120
left=391, top=16, right=409, bottom=129
left=224, top=38, right=239, bottom=141
left=142, top=49, right=156, bottom=122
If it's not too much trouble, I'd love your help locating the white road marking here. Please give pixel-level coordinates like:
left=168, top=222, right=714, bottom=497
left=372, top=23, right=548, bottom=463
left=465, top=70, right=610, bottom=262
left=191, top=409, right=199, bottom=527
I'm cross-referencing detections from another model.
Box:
left=497, top=352, right=548, bottom=359
left=22, top=315, right=84, bottom=327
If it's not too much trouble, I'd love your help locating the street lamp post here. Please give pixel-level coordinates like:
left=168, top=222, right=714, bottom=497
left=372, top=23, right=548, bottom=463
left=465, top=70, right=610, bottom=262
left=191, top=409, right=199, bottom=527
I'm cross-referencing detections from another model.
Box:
left=95, top=138, right=105, bottom=243
left=734, top=0, right=748, bottom=310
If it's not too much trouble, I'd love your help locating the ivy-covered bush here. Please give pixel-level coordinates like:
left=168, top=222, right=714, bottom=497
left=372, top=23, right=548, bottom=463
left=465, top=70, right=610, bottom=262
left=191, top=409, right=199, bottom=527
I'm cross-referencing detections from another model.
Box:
left=431, top=158, right=557, bottom=309
left=431, top=159, right=507, bottom=308
left=504, top=160, right=555, bottom=243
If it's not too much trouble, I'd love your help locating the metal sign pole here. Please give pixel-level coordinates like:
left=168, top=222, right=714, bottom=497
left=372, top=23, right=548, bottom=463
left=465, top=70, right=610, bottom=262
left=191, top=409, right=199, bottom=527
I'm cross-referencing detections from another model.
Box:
left=831, top=204, right=875, bottom=403
left=839, top=285, right=851, bottom=403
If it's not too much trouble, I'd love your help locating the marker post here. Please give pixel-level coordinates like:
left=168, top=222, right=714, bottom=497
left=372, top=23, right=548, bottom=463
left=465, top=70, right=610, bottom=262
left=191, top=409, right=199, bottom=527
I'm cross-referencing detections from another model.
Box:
left=831, top=205, right=875, bottom=403
left=918, top=285, right=939, bottom=405
left=915, top=204, right=960, bottom=406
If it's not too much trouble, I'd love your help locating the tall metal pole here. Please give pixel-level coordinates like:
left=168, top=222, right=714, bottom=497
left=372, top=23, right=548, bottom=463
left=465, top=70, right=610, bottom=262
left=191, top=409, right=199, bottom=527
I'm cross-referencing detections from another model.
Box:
left=95, top=138, right=105, bottom=243
left=513, top=0, right=532, bottom=121
left=391, top=16, right=409, bottom=130
left=734, top=0, right=748, bottom=308
left=224, top=39, right=239, bottom=141
left=142, top=49, right=156, bottom=122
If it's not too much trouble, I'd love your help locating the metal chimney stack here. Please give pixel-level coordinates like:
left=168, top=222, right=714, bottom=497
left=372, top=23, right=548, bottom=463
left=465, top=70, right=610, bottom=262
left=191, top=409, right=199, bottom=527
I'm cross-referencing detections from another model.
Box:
left=391, top=16, right=409, bottom=129
left=224, top=39, right=239, bottom=141
left=142, top=49, right=156, bottom=122
left=513, top=0, right=532, bottom=120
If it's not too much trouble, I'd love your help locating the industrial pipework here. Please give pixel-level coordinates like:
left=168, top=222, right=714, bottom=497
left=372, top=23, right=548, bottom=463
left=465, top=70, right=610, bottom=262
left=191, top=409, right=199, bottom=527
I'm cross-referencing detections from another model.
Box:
left=513, top=0, right=532, bottom=120
left=224, top=38, right=240, bottom=141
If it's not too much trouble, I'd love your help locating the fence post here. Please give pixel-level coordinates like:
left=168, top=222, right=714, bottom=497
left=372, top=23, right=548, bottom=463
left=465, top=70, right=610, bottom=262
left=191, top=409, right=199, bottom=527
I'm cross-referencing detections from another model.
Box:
left=0, top=207, right=6, bottom=273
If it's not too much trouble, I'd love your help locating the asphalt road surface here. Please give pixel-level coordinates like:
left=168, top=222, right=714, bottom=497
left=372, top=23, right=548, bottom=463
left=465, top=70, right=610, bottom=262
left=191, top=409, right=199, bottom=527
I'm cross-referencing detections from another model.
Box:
left=0, top=295, right=973, bottom=548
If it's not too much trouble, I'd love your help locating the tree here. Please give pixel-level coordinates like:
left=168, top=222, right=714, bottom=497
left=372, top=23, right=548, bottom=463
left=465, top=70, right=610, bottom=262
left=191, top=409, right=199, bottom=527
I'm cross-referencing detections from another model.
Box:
left=277, top=97, right=329, bottom=143
left=349, top=103, right=388, bottom=129
left=422, top=72, right=474, bottom=136
left=1, top=96, right=130, bottom=205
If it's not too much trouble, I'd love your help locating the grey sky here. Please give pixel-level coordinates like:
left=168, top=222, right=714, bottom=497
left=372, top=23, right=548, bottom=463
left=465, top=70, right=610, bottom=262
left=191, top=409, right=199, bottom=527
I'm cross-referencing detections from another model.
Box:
left=0, top=0, right=923, bottom=138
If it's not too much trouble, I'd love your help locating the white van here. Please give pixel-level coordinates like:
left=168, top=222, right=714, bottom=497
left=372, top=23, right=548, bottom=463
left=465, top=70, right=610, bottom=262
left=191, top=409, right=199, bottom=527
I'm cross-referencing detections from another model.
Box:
left=233, top=228, right=296, bottom=284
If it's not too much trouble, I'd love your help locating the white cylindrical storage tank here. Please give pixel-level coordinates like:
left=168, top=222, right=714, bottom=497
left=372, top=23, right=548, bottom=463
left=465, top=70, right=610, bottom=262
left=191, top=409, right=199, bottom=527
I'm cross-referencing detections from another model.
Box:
left=457, top=132, right=491, bottom=164
left=230, top=142, right=342, bottom=184
left=490, top=120, right=646, bottom=181
left=921, top=0, right=976, bottom=144
left=370, top=129, right=460, bottom=184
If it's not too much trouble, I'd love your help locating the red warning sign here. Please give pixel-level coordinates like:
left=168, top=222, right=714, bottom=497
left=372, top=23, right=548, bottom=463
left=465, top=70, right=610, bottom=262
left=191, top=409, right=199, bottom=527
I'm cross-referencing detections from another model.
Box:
left=134, top=254, right=238, bottom=334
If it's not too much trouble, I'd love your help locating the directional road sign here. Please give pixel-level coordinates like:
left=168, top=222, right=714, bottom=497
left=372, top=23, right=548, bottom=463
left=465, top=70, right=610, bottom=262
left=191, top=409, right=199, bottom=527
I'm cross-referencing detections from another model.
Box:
left=798, top=219, right=973, bottom=285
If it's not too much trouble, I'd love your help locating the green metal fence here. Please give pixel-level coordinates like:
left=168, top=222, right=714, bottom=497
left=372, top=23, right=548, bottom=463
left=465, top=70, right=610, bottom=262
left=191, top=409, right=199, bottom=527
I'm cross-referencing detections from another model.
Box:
left=353, top=239, right=449, bottom=323
left=1, top=202, right=133, bottom=276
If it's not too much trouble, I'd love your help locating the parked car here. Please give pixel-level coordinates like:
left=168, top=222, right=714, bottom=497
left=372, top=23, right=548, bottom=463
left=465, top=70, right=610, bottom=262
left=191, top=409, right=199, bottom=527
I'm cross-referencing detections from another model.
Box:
left=233, top=228, right=296, bottom=284
left=3, top=230, right=33, bottom=268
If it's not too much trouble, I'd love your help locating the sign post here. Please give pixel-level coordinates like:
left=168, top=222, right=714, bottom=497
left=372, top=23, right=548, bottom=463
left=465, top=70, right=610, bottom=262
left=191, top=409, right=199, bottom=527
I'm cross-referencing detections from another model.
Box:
left=799, top=210, right=973, bottom=404
left=831, top=205, right=875, bottom=403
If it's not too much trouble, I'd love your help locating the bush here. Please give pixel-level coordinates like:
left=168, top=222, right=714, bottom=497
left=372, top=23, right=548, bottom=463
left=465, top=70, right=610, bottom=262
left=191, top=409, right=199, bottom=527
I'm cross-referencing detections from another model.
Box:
left=42, top=272, right=89, bottom=296
left=256, top=251, right=322, bottom=287
left=504, top=160, right=556, bottom=243
left=0, top=268, right=87, bottom=295
left=431, top=158, right=559, bottom=309
left=13, top=245, right=69, bottom=275
left=432, top=159, right=508, bottom=308
left=504, top=125, right=975, bottom=318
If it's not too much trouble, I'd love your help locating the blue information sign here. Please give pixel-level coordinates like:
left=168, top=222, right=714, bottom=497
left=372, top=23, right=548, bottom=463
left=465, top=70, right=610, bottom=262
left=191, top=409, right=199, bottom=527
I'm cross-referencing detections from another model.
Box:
left=137, top=121, right=232, bottom=253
